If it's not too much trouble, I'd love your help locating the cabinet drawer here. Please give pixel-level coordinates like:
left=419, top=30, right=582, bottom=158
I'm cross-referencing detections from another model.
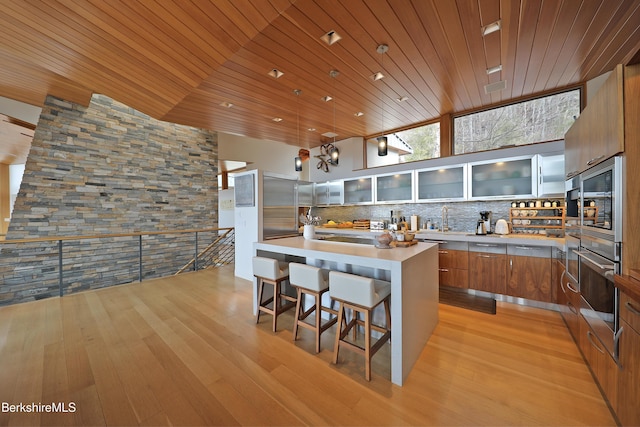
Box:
left=469, top=242, right=506, bottom=254
left=620, top=291, right=640, bottom=334
left=507, top=244, right=551, bottom=258
left=439, top=249, right=468, bottom=269
left=439, top=241, right=468, bottom=251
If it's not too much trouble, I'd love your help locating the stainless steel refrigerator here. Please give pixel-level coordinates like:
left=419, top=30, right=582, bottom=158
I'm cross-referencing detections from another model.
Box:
left=262, top=174, right=313, bottom=240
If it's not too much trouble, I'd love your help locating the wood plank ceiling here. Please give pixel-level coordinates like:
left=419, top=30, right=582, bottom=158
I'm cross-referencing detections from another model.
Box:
left=0, top=0, right=639, bottom=162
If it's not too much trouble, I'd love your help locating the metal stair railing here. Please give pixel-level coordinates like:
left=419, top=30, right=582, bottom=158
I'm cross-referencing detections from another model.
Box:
left=0, top=227, right=235, bottom=306
left=175, top=228, right=235, bottom=274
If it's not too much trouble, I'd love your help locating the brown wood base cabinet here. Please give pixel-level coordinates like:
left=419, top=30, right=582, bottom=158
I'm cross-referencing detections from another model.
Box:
left=507, top=245, right=552, bottom=302
left=617, top=290, right=640, bottom=426
left=578, top=314, right=618, bottom=414
left=469, top=243, right=506, bottom=294
left=438, top=243, right=469, bottom=289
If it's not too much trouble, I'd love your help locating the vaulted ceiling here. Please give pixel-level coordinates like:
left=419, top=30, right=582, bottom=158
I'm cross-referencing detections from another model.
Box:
left=1, top=0, right=639, bottom=159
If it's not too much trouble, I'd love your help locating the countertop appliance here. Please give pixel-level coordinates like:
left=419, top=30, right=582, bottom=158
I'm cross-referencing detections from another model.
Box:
left=494, top=219, right=509, bottom=235
left=370, top=220, right=385, bottom=230
left=476, top=211, right=491, bottom=235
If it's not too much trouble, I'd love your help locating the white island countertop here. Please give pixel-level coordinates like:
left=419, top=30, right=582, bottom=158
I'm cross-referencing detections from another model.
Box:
left=254, top=236, right=439, bottom=386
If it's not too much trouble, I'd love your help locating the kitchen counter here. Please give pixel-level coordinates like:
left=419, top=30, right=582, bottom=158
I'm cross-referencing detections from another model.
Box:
left=254, top=236, right=439, bottom=386
left=313, top=226, right=566, bottom=248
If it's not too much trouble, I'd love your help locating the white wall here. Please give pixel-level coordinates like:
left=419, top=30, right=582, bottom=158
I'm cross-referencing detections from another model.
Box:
left=233, top=170, right=260, bottom=281
left=218, top=132, right=307, bottom=181
left=308, top=137, right=366, bottom=182
left=0, top=96, right=41, bottom=125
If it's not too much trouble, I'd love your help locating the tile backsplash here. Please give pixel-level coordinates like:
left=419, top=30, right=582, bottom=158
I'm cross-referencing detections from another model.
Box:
left=313, top=199, right=564, bottom=233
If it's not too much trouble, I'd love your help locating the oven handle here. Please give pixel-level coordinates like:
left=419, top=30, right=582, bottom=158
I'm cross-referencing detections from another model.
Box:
left=574, top=250, right=615, bottom=271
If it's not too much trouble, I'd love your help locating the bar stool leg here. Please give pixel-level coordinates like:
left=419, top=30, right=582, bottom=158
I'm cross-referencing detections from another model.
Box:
left=292, top=287, right=303, bottom=341
left=333, top=302, right=345, bottom=364
left=272, top=281, right=281, bottom=332
left=314, top=293, right=322, bottom=353
left=364, top=308, right=372, bottom=381
left=256, top=278, right=264, bottom=324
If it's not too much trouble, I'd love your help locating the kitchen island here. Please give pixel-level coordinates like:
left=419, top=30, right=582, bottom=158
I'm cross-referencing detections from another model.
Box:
left=253, top=236, right=439, bottom=386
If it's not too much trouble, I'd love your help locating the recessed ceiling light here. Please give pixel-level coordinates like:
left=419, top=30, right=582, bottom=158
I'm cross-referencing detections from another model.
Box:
left=322, top=131, right=338, bottom=138
left=307, top=128, right=316, bottom=132
left=267, top=69, right=284, bottom=79
left=354, top=112, right=364, bottom=117
left=322, top=95, right=333, bottom=102
left=396, top=96, right=409, bottom=102
left=371, top=72, right=385, bottom=81
left=321, top=30, right=342, bottom=45
left=272, top=117, right=283, bottom=122
left=486, top=65, right=502, bottom=75
left=482, top=20, right=501, bottom=36
left=484, top=80, right=507, bottom=94
left=219, top=101, right=233, bottom=108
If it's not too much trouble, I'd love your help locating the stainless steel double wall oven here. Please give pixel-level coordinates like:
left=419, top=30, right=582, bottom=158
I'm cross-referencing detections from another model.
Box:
left=565, top=156, right=623, bottom=360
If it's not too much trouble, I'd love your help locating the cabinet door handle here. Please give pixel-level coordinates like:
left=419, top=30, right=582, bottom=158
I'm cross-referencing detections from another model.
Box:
left=625, top=301, right=640, bottom=316
left=478, top=254, right=498, bottom=258
left=566, top=170, right=579, bottom=178
left=439, top=268, right=449, bottom=272
left=587, top=155, right=606, bottom=166
left=560, top=270, right=567, bottom=294
left=476, top=243, right=499, bottom=247
left=509, top=258, right=513, bottom=274
left=515, top=246, right=536, bottom=250
left=438, top=250, right=448, bottom=254
left=565, top=280, right=579, bottom=294
left=587, top=331, right=606, bottom=354
left=539, top=166, right=542, bottom=185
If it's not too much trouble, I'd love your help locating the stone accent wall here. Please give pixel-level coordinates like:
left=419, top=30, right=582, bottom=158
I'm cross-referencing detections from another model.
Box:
left=0, top=94, right=218, bottom=305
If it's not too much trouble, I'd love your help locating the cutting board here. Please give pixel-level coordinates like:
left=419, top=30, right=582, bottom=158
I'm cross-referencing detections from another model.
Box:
left=393, top=240, right=418, bottom=247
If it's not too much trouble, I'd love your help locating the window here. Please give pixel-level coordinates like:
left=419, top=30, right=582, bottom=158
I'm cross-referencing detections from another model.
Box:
left=398, top=122, right=440, bottom=162
left=367, top=122, right=440, bottom=168
left=453, top=88, right=581, bottom=154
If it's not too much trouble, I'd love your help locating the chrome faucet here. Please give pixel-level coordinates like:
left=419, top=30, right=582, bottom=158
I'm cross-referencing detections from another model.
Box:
left=441, top=205, right=449, bottom=232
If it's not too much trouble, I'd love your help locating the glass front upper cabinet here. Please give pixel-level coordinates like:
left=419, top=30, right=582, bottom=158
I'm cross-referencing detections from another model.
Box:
left=315, top=180, right=343, bottom=206
left=537, top=153, right=565, bottom=197
left=416, top=165, right=467, bottom=202
left=469, top=156, right=535, bottom=199
left=343, top=176, right=373, bottom=205
left=375, top=172, right=414, bottom=203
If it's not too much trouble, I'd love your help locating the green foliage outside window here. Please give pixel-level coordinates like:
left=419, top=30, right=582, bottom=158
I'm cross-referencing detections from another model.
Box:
left=398, top=122, right=440, bottom=162
left=453, top=89, right=580, bottom=154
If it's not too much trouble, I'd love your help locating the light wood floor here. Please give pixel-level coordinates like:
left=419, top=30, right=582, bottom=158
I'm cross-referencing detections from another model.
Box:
left=0, top=265, right=616, bottom=426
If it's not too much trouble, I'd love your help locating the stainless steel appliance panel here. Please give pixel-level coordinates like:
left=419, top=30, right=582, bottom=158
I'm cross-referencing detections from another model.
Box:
left=263, top=175, right=298, bottom=240
left=565, top=233, right=580, bottom=283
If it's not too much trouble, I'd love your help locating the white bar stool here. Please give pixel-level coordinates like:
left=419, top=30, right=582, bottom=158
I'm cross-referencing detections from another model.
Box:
left=329, top=271, right=391, bottom=381
left=253, top=256, right=296, bottom=332
left=289, top=263, right=338, bottom=353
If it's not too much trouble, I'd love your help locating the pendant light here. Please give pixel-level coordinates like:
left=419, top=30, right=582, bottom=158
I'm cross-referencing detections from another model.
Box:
left=377, top=44, right=388, bottom=156
left=294, top=89, right=303, bottom=171
left=328, top=70, right=339, bottom=165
